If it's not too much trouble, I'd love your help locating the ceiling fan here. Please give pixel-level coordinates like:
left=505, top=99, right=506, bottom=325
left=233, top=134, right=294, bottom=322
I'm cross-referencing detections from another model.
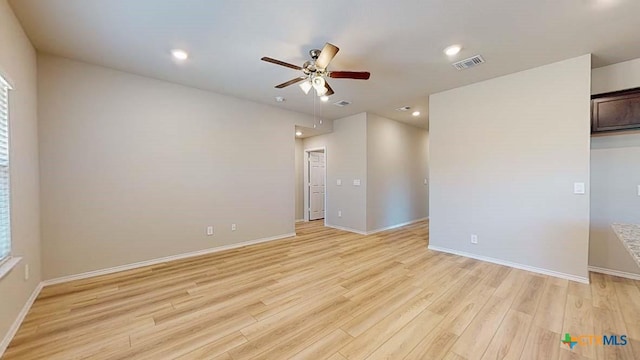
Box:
left=261, top=42, right=370, bottom=97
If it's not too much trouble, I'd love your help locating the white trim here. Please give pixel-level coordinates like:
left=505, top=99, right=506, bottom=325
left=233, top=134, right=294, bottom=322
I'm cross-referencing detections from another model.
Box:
left=588, top=266, right=640, bottom=281
left=303, top=147, right=327, bottom=225
left=295, top=219, right=305, bottom=223
left=43, top=232, right=296, bottom=286
left=325, top=223, right=368, bottom=236
left=0, top=72, right=12, bottom=90
left=0, top=282, right=42, bottom=357
left=428, top=245, right=590, bottom=284
left=0, top=257, right=21, bottom=280
left=366, top=217, right=429, bottom=235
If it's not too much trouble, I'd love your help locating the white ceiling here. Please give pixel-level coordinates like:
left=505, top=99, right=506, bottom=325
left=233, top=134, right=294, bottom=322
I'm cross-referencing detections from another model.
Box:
left=9, top=0, right=640, bottom=129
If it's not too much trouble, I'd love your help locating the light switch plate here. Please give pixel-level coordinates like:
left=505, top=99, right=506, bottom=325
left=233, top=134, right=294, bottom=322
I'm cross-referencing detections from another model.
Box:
left=637, top=185, right=640, bottom=196
left=336, top=179, right=342, bottom=186
left=424, top=178, right=428, bottom=185
left=353, top=179, right=361, bottom=186
left=573, top=182, right=585, bottom=195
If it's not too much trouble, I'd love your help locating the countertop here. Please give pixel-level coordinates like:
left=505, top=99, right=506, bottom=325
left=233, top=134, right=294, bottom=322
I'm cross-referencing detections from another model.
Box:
left=611, top=223, right=640, bottom=268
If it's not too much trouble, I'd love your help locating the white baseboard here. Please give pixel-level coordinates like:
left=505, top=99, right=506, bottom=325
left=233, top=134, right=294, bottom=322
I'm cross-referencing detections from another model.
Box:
left=0, top=282, right=43, bottom=357
left=43, top=232, right=296, bottom=286
left=325, top=217, right=429, bottom=236
left=324, top=223, right=368, bottom=235
left=295, top=219, right=305, bottom=223
left=428, top=245, right=590, bottom=284
left=588, top=266, right=640, bottom=280
left=366, top=217, right=429, bottom=235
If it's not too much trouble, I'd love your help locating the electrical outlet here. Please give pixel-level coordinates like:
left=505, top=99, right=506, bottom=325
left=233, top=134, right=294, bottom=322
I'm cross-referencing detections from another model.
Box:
left=573, top=182, right=585, bottom=195
left=336, top=179, right=342, bottom=186
left=338, top=210, right=342, bottom=218
left=231, top=224, right=237, bottom=231
left=24, top=264, right=29, bottom=281
left=471, top=234, right=478, bottom=244
left=206, top=226, right=214, bottom=236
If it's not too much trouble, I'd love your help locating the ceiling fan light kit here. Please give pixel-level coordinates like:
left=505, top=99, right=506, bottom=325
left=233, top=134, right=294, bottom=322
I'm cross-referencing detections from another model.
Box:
left=299, top=80, right=312, bottom=94
left=312, top=76, right=327, bottom=96
left=262, top=42, right=370, bottom=98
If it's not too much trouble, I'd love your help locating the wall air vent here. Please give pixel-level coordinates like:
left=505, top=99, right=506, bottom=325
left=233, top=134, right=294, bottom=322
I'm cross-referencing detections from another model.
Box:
left=334, top=100, right=351, bottom=107
left=452, top=55, right=485, bottom=70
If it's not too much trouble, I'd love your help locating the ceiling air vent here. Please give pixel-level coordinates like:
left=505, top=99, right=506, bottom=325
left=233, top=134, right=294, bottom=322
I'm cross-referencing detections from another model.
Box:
left=396, top=106, right=411, bottom=111
left=334, top=100, right=351, bottom=107
left=452, top=55, right=485, bottom=70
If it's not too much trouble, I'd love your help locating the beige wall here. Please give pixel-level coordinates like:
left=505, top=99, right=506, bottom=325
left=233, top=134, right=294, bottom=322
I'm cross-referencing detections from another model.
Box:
left=294, top=138, right=304, bottom=221
left=303, top=113, right=368, bottom=233
left=37, top=54, right=326, bottom=279
left=303, top=112, right=429, bottom=234
left=366, top=114, right=429, bottom=232
left=0, top=0, right=41, bottom=349
left=589, top=58, right=640, bottom=275
left=429, top=55, right=592, bottom=280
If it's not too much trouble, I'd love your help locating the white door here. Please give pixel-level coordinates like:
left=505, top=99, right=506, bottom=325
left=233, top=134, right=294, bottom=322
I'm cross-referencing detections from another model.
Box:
left=308, top=152, right=325, bottom=220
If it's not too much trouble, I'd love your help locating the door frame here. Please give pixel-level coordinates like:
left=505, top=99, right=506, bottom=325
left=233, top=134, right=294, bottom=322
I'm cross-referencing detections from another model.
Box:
left=303, top=146, right=327, bottom=224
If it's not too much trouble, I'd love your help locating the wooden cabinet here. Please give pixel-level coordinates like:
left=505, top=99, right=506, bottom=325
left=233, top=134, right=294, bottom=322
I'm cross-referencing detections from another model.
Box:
left=591, top=88, right=640, bottom=133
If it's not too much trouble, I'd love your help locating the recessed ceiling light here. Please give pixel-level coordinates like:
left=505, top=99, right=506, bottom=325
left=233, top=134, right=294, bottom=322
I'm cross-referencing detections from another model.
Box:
left=295, top=131, right=303, bottom=137
left=444, top=45, right=461, bottom=56
left=171, top=49, right=189, bottom=60
left=320, top=96, right=329, bottom=102
left=412, top=111, right=421, bottom=117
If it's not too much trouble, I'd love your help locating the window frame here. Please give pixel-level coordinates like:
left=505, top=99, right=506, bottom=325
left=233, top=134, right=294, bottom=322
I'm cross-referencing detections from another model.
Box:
left=0, top=72, right=13, bottom=269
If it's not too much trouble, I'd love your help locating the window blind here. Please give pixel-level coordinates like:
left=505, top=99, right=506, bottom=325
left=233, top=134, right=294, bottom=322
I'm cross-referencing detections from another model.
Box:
left=0, top=75, right=10, bottom=264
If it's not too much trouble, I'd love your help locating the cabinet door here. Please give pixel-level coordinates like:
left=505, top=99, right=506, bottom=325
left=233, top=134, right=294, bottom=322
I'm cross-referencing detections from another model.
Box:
left=592, top=90, right=640, bottom=132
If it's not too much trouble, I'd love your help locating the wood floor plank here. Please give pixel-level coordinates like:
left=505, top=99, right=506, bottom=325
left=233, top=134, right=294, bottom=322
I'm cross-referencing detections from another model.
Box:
left=592, top=307, right=635, bottom=360
left=438, top=284, right=496, bottom=336
left=338, top=296, right=431, bottom=360
left=511, top=275, right=546, bottom=315
left=444, top=352, right=469, bottom=360
left=481, top=310, right=532, bottom=360
left=561, top=294, right=596, bottom=359
left=3, top=220, right=639, bottom=360
left=613, top=281, right=640, bottom=340
left=174, top=332, right=247, bottom=360
left=519, top=326, right=560, bottom=360
left=289, top=329, right=353, bottom=360
left=404, top=326, right=459, bottom=360
left=448, top=295, right=516, bottom=360
left=363, top=309, right=443, bottom=360
left=533, top=282, right=568, bottom=333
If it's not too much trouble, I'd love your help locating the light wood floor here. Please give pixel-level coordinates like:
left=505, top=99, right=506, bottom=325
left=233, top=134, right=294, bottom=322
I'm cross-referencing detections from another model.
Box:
left=4, top=220, right=640, bottom=359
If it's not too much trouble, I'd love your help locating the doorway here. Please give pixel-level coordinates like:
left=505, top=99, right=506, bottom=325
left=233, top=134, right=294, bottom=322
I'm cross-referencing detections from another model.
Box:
left=304, top=147, right=326, bottom=223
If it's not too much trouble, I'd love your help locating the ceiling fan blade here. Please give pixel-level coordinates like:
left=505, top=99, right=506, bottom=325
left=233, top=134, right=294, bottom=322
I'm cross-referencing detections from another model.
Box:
left=275, top=77, right=307, bottom=88
left=329, top=71, right=371, bottom=80
left=315, top=43, right=340, bottom=69
left=324, top=82, right=335, bottom=96
left=261, top=57, right=302, bottom=70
